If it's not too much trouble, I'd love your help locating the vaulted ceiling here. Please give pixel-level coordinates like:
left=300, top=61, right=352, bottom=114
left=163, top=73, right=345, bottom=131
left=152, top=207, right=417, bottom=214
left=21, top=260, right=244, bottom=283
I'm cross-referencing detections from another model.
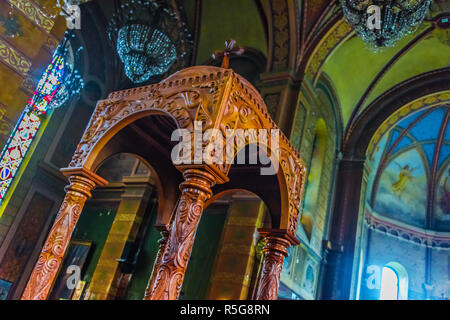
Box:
left=318, top=3, right=450, bottom=132
left=306, top=1, right=450, bottom=135
left=0, top=0, right=449, bottom=152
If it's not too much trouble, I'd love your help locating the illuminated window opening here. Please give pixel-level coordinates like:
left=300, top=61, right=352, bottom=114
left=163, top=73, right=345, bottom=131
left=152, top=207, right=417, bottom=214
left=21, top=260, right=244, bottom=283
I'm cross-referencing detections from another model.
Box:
left=380, top=267, right=398, bottom=300
left=380, top=262, right=408, bottom=300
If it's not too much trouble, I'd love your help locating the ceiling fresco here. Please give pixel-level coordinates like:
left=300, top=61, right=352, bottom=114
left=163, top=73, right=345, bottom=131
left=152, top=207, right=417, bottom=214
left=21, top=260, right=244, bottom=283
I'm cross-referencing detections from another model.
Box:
left=367, top=105, right=450, bottom=232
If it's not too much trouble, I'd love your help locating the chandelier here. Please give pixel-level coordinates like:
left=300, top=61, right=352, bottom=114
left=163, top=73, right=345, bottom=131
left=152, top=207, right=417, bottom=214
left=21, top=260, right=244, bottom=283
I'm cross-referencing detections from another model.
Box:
left=341, top=0, right=431, bottom=48
left=108, top=0, right=192, bottom=83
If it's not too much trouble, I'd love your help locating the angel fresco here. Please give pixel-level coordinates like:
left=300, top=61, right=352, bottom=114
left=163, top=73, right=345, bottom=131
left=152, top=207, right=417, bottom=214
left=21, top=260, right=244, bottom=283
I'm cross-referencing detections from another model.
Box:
left=391, top=163, right=416, bottom=198
left=439, top=168, right=450, bottom=215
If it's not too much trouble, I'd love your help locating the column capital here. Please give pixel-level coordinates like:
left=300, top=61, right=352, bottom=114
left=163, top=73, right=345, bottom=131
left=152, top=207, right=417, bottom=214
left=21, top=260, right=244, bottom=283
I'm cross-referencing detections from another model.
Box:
left=61, top=167, right=108, bottom=186
left=257, top=228, right=300, bottom=246
left=179, top=169, right=216, bottom=200
left=65, top=175, right=97, bottom=199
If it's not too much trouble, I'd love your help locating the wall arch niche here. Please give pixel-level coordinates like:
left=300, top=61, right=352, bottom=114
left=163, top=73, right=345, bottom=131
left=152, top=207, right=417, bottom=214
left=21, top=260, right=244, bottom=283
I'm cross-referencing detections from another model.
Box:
left=47, top=153, right=162, bottom=300
left=300, top=118, right=328, bottom=242
left=357, top=103, right=450, bottom=300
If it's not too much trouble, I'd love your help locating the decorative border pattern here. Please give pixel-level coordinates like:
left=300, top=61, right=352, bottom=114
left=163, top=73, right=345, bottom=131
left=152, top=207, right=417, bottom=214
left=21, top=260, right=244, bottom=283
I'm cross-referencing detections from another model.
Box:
left=366, top=91, right=450, bottom=157
left=365, top=208, right=450, bottom=249
left=304, top=18, right=353, bottom=82
left=7, top=0, right=54, bottom=34
left=0, top=36, right=31, bottom=76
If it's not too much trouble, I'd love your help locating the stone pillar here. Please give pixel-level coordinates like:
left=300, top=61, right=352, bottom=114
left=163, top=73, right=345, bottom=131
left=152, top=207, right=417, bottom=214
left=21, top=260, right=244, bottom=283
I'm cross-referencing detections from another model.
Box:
left=145, top=169, right=215, bottom=300
left=86, top=176, right=154, bottom=300
left=207, top=198, right=265, bottom=300
left=21, top=174, right=100, bottom=300
left=259, top=72, right=300, bottom=135
left=255, top=234, right=291, bottom=300
left=322, top=158, right=365, bottom=300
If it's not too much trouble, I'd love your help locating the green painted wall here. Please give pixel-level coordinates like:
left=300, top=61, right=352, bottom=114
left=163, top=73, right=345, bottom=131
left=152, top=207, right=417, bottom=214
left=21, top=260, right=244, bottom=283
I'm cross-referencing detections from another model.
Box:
left=72, top=201, right=118, bottom=284
left=124, top=202, right=160, bottom=300
left=180, top=203, right=229, bottom=300
left=196, top=0, right=267, bottom=64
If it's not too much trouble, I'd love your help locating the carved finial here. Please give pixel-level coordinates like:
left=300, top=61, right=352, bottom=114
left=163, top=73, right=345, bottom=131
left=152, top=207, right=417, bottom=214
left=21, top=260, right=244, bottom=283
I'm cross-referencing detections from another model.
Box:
left=212, top=39, right=244, bottom=69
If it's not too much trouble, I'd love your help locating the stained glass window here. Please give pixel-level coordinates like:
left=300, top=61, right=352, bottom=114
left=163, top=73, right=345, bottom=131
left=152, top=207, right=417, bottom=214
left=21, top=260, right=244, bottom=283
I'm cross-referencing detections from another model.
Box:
left=29, top=53, right=65, bottom=115
left=0, top=112, right=41, bottom=201
left=0, top=46, right=74, bottom=204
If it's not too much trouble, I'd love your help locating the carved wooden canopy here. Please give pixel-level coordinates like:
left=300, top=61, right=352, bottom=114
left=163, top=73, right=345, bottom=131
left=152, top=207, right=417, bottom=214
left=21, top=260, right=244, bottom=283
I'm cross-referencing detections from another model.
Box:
left=63, top=65, right=306, bottom=242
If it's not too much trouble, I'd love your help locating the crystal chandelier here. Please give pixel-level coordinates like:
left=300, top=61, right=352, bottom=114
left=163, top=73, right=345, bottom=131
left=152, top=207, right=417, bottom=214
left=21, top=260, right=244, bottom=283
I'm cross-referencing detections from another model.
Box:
left=341, top=0, right=431, bottom=48
left=108, top=0, right=192, bottom=83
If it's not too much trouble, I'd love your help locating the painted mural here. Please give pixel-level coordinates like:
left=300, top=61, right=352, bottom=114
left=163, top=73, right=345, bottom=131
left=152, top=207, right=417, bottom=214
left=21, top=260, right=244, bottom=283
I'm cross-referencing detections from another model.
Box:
left=374, top=149, right=427, bottom=227
left=368, top=106, right=450, bottom=232
left=435, top=164, right=450, bottom=231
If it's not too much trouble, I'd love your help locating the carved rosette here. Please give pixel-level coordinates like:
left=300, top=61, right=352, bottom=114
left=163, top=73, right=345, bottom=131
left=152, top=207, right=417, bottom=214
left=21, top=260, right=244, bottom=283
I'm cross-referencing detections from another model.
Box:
left=255, top=236, right=291, bottom=300
left=146, top=169, right=216, bottom=300
left=21, top=176, right=96, bottom=300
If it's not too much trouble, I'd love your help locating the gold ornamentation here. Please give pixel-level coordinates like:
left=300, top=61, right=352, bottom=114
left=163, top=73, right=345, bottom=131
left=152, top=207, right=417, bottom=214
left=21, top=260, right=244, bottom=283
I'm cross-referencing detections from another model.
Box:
left=68, top=65, right=306, bottom=241
left=145, top=169, right=215, bottom=300
left=7, top=0, right=54, bottom=34
left=366, top=91, right=450, bottom=158
left=304, top=18, right=353, bottom=82
left=0, top=36, right=32, bottom=76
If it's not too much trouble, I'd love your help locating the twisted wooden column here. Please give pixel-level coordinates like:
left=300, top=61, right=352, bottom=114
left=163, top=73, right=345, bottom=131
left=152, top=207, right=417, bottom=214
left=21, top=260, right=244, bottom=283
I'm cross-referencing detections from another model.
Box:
left=143, top=228, right=169, bottom=300
left=145, top=169, right=215, bottom=300
left=21, top=175, right=97, bottom=300
left=255, top=235, right=291, bottom=300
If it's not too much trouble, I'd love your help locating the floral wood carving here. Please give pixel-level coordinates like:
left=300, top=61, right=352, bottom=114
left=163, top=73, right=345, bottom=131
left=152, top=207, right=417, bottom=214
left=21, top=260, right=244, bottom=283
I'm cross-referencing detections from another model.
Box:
left=145, top=169, right=216, bottom=300
left=255, top=235, right=291, bottom=300
left=21, top=175, right=96, bottom=300
left=67, top=65, right=306, bottom=243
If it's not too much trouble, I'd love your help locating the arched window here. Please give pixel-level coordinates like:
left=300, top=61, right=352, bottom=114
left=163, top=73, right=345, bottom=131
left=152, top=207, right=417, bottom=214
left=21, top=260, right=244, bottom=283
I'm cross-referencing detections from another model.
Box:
left=300, top=118, right=327, bottom=240
left=380, top=262, right=408, bottom=300
left=0, top=36, right=82, bottom=206
left=380, top=267, right=398, bottom=300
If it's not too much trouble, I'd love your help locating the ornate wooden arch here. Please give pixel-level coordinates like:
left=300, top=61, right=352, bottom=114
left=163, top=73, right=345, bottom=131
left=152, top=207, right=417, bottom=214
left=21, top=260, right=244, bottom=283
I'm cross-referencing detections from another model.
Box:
left=22, top=65, right=306, bottom=300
